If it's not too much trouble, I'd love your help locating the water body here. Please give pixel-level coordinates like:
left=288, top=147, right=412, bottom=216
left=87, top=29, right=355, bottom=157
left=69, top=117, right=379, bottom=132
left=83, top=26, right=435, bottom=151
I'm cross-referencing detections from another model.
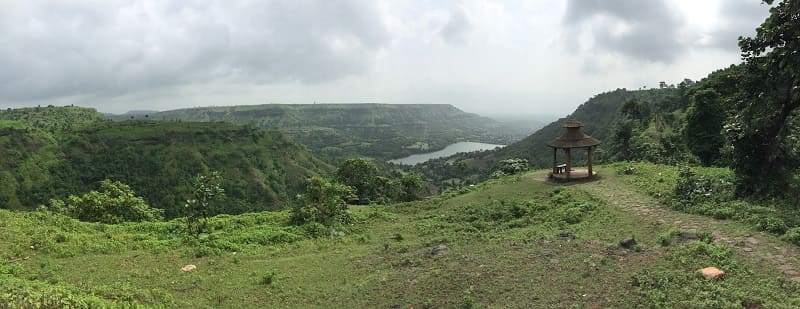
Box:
left=389, top=142, right=505, bottom=165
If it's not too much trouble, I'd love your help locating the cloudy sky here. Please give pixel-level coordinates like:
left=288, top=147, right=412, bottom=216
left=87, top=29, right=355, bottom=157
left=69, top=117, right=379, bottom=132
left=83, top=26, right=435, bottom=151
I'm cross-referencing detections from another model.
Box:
left=0, top=0, right=772, bottom=116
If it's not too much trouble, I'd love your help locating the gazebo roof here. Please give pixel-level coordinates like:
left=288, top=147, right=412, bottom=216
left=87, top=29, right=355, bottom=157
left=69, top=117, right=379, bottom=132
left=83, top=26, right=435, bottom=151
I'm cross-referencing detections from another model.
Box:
left=546, top=119, right=601, bottom=148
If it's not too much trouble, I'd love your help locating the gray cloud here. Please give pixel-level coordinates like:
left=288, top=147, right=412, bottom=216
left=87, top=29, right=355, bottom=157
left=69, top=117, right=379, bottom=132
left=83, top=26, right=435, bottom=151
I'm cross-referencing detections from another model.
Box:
left=0, top=0, right=389, bottom=102
left=562, top=0, right=686, bottom=63
left=706, top=0, right=771, bottom=51
left=439, top=7, right=471, bottom=45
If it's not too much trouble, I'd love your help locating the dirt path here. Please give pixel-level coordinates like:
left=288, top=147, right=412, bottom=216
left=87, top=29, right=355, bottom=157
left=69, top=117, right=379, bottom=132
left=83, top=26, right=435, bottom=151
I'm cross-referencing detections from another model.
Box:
left=530, top=169, right=800, bottom=282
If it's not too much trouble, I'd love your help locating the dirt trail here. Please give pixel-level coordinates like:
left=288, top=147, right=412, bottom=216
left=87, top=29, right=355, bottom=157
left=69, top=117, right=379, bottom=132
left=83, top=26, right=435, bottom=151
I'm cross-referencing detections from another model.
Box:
left=531, top=170, right=800, bottom=282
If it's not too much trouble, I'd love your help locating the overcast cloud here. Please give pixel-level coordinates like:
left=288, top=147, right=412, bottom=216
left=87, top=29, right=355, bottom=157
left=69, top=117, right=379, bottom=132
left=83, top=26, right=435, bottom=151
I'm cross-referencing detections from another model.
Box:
left=0, top=0, right=772, bottom=115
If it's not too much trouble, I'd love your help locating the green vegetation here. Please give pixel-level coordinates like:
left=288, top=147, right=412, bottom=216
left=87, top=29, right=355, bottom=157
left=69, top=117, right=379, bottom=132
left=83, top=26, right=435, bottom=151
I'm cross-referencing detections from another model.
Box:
left=614, top=162, right=800, bottom=238
left=2, top=168, right=799, bottom=307
left=290, top=176, right=354, bottom=226
left=126, top=103, right=525, bottom=162
left=0, top=108, right=333, bottom=217
left=684, top=89, right=725, bottom=165
left=45, top=179, right=163, bottom=224
left=184, top=171, right=226, bottom=236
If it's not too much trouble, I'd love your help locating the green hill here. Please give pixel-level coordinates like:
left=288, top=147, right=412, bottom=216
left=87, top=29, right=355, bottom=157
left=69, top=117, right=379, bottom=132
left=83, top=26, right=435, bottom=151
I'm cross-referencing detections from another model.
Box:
left=120, top=103, right=526, bottom=161
left=0, top=107, right=332, bottom=217
left=3, top=165, right=800, bottom=307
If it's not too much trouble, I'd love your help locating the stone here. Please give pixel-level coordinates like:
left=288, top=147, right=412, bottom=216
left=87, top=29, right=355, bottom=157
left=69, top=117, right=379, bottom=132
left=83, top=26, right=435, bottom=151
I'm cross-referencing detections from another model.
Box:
left=745, top=237, right=759, bottom=245
left=742, top=247, right=753, bottom=252
left=619, top=237, right=637, bottom=250
left=557, top=232, right=576, bottom=239
left=181, top=264, right=197, bottom=272
left=430, top=244, right=450, bottom=257
left=698, top=267, right=725, bottom=279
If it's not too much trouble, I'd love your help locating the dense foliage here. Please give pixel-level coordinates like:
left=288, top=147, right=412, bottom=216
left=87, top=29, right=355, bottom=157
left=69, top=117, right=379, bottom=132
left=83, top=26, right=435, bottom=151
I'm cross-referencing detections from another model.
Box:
left=726, top=0, right=800, bottom=197
left=290, top=176, right=355, bottom=226
left=45, top=180, right=163, bottom=224
left=684, top=89, right=725, bottom=165
left=0, top=108, right=333, bottom=217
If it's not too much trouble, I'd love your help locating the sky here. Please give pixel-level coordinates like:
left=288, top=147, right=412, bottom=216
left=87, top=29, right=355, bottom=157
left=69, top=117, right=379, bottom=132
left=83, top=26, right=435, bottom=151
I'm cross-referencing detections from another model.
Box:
left=0, top=0, right=773, bottom=116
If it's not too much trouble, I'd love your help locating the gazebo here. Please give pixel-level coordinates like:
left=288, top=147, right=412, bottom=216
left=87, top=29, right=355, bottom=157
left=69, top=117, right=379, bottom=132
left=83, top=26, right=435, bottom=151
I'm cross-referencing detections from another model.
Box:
left=546, top=119, right=601, bottom=180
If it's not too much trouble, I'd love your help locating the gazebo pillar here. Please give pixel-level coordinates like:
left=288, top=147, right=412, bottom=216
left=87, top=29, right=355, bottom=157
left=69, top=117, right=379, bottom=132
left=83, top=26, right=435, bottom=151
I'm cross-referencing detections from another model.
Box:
left=565, top=148, right=571, bottom=179
left=587, top=146, right=593, bottom=176
left=552, top=147, right=557, bottom=174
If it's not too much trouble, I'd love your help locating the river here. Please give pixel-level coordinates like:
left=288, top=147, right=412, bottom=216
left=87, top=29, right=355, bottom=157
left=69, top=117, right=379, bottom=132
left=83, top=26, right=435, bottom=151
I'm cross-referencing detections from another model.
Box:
left=388, top=141, right=505, bottom=165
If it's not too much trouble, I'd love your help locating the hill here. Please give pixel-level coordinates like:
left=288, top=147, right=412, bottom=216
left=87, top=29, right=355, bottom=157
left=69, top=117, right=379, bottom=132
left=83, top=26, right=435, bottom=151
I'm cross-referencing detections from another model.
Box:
left=0, top=107, right=332, bottom=217
left=3, top=165, right=800, bottom=307
left=117, top=103, right=528, bottom=161
left=413, top=87, right=687, bottom=185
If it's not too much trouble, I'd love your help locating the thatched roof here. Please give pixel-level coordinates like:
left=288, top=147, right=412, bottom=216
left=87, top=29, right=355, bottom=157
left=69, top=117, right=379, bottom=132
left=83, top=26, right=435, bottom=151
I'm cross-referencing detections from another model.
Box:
left=546, top=119, right=601, bottom=148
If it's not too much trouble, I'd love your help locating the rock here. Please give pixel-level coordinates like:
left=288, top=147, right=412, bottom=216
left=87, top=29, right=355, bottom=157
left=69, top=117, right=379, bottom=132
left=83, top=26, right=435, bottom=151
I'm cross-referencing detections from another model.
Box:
left=742, top=247, right=753, bottom=252
left=746, top=237, right=759, bottom=245
left=430, top=244, right=450, bottom=257
left=181, top=264, right=197, bottom=272
left=698, top=267, right=725, bottom=279
left=557, top=232, right=576, bottom=239
left=619, top=237, right=637, bottom=249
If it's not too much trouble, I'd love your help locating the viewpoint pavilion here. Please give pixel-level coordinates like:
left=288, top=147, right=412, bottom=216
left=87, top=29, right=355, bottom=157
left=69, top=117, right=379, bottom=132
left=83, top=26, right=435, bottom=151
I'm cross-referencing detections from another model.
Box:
left=546, top=119, right=601, bottom=180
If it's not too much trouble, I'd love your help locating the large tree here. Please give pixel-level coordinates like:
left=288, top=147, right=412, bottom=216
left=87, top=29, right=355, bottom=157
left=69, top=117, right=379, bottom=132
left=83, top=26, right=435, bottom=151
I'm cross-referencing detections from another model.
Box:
left=685, top=89, right=725, bottom=166
left=729, top=0, right=800, bottom=196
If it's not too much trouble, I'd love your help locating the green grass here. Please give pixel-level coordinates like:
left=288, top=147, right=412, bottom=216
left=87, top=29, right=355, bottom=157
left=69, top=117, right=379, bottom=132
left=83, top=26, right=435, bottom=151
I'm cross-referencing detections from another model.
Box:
left=611, top=162, right=800, bottom=237
left=2, top=169, right=800, bottom=307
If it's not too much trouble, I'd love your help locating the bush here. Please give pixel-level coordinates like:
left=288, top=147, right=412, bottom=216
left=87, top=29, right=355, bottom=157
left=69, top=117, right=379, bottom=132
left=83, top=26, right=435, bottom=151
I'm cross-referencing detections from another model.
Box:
left=782, top=227, right=800, bottom=246
left=290, top=176, right=354, bottom=226
left=46, top=180, right=163, bottom=224
left=752, top=215, right=787, bottom=234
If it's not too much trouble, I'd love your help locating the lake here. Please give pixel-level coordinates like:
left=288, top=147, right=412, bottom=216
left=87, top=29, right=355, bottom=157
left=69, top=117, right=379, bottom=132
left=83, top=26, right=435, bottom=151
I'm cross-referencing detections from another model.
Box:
left=389, top=142, right=505, bottom=165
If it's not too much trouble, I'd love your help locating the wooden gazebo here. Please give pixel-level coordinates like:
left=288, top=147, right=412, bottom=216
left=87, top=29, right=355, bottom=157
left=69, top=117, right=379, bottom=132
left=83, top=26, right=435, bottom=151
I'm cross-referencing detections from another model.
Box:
left=547, top=119, right=601, bottom=180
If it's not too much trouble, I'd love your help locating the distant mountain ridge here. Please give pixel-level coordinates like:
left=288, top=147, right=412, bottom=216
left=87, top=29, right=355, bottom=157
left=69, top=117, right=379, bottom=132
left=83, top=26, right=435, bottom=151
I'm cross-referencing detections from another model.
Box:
left=111, top=103, right=532, bottom=161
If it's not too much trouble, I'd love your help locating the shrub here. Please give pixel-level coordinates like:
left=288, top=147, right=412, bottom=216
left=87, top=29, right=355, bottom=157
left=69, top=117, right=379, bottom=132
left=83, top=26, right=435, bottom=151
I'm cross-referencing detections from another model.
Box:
left=184, top=171, right=225, bottom=237
left=290, top=176, right=354, bottom=226
left=782, top=227, right=800, bottom=246
left=259, top=271, right=277, bottom=285
left=46, top=180, right=163, bottom=224
left=752, top=215, right=787, bottom=234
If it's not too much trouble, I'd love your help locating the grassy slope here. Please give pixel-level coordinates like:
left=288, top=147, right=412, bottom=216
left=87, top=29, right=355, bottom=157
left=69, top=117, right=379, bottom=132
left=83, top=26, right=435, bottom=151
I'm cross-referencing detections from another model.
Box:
left=1, top=107, right=333, bottom=217
left=51, top=121, right=332, bottom=217
left=133, top=103, right=523, bottom=161
left=3, top=166, right=800, bottom=308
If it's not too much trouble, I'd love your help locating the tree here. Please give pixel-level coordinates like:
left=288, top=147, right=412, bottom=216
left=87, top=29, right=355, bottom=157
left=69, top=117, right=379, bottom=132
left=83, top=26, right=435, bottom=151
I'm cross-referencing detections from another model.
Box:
left=620, top=99, right=651, bottom=123
left=47, top=180, right=163, bottom=224
left=399, top=173, right=423, bottom=202
left=611, top=119, right=634, bottom=161
left=728, top=0, right=800, bottom=196
left=684, top=89, right=725, bottom=166
left=184, top=171, right=225, bottom=236
left=335, top=158, right=378, bottom=203
left=290, top=176, right=354, bottom=226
